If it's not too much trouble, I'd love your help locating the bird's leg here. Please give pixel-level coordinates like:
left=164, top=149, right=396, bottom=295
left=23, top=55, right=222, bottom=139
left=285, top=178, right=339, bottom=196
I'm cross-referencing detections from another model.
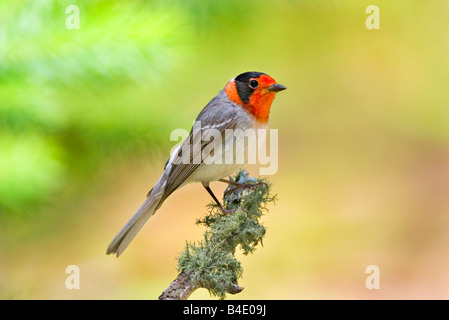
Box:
left=202, top=181, right=238, bottom=215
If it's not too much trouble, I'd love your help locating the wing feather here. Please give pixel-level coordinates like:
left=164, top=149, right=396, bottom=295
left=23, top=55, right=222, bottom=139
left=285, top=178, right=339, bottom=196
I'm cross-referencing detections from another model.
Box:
left=161, top=117, right=236, bottom=199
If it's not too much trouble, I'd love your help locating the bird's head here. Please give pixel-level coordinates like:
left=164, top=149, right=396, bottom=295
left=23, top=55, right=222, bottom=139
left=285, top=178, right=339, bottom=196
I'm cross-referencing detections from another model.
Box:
left=225, top=71, right=286, bottom=124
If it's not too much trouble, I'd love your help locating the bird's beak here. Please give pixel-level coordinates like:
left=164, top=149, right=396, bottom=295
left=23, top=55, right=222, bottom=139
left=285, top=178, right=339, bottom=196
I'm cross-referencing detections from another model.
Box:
left=268, top=83, right=287, bottom=92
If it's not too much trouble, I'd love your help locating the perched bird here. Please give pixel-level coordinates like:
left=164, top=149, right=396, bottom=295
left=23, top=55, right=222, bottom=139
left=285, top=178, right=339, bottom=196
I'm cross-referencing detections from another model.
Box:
left=107, top=71, right=286, bottom=256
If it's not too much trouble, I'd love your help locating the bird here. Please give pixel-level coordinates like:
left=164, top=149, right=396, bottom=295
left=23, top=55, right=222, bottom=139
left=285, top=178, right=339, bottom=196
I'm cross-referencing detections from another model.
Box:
left=107, top=71, right=286, bottom=257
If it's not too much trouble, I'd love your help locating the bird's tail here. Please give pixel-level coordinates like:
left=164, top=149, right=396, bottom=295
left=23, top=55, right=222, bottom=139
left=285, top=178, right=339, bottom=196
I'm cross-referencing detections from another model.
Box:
left=106, top=186, right=165, bottom=257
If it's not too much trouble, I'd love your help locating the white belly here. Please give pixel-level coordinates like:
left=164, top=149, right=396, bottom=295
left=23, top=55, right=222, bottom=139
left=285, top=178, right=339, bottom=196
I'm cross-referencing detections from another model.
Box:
left=187, top=162, right=242, bottom=183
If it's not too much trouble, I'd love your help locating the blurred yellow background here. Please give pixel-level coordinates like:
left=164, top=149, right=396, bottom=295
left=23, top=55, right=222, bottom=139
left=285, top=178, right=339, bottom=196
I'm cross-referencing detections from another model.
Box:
left=1, top=0, right=449, bottom=299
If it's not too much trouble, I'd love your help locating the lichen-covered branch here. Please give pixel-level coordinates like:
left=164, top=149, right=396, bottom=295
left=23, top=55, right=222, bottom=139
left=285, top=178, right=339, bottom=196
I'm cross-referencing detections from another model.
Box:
left=159, top=171, right=276, bottom=300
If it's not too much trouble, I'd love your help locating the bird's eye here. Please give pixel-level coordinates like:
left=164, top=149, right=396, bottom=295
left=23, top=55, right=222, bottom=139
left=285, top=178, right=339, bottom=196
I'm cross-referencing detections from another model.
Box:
left=249, top=80, right=259, bottom=89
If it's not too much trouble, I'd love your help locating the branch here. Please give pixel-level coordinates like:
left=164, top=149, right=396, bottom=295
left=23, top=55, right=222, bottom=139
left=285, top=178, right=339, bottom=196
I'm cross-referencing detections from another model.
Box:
left=158, top=271, right=243, bottom=300
left=158, top=170, right=276, bottom=300
left=158, top=271, right=198, bottom=300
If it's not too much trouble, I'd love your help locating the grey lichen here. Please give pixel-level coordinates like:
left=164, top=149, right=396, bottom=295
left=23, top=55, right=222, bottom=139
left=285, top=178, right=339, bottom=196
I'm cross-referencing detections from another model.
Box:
left=176, top=170, right=276, bottom=299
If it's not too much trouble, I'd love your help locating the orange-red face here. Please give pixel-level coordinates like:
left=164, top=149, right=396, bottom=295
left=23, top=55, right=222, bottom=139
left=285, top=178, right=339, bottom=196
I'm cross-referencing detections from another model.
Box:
left=225, top=72, right=286, bottom=124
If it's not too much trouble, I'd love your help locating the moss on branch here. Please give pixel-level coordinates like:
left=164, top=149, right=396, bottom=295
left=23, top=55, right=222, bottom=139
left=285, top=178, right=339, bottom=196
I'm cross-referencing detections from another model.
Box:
left=159, top=170, right=276, bottom=300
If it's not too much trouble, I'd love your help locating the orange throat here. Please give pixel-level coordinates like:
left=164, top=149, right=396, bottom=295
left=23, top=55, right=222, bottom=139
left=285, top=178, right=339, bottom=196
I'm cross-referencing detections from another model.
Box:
left=225, top=81, right=275, bottom=124
left=246, top=90, right=275, bottom=124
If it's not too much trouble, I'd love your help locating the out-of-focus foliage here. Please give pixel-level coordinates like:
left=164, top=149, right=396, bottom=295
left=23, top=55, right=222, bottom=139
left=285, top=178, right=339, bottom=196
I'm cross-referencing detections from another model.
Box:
left=0, top=0, right=252, bottom=215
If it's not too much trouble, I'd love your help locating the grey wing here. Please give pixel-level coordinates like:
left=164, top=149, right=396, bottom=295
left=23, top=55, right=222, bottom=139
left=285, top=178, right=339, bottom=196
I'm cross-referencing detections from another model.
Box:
left=161, top=120, right=236, bottom=200
left=159, top=95, right=239, bottom=200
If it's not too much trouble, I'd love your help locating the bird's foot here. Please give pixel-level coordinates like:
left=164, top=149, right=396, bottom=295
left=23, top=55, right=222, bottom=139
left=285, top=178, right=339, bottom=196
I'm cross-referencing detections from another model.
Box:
left=221, top=179, right=268, bottom=197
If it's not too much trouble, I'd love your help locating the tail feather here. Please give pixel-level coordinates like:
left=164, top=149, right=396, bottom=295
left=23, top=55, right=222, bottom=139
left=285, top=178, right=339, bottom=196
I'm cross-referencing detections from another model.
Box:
left=107, top=186, right=165, bottom=257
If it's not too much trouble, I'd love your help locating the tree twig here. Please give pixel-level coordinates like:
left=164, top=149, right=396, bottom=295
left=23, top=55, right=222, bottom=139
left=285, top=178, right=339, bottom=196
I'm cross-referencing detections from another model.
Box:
left=158, top=271, right=198, bottom=300
left=159, top=271, right=243, bottom=300
left=158, top=170, right=275, bottom=300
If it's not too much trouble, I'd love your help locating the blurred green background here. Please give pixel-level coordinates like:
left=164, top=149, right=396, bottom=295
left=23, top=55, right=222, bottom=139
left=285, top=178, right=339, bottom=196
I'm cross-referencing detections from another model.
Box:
left=1, top=0, right=449, bottom=299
